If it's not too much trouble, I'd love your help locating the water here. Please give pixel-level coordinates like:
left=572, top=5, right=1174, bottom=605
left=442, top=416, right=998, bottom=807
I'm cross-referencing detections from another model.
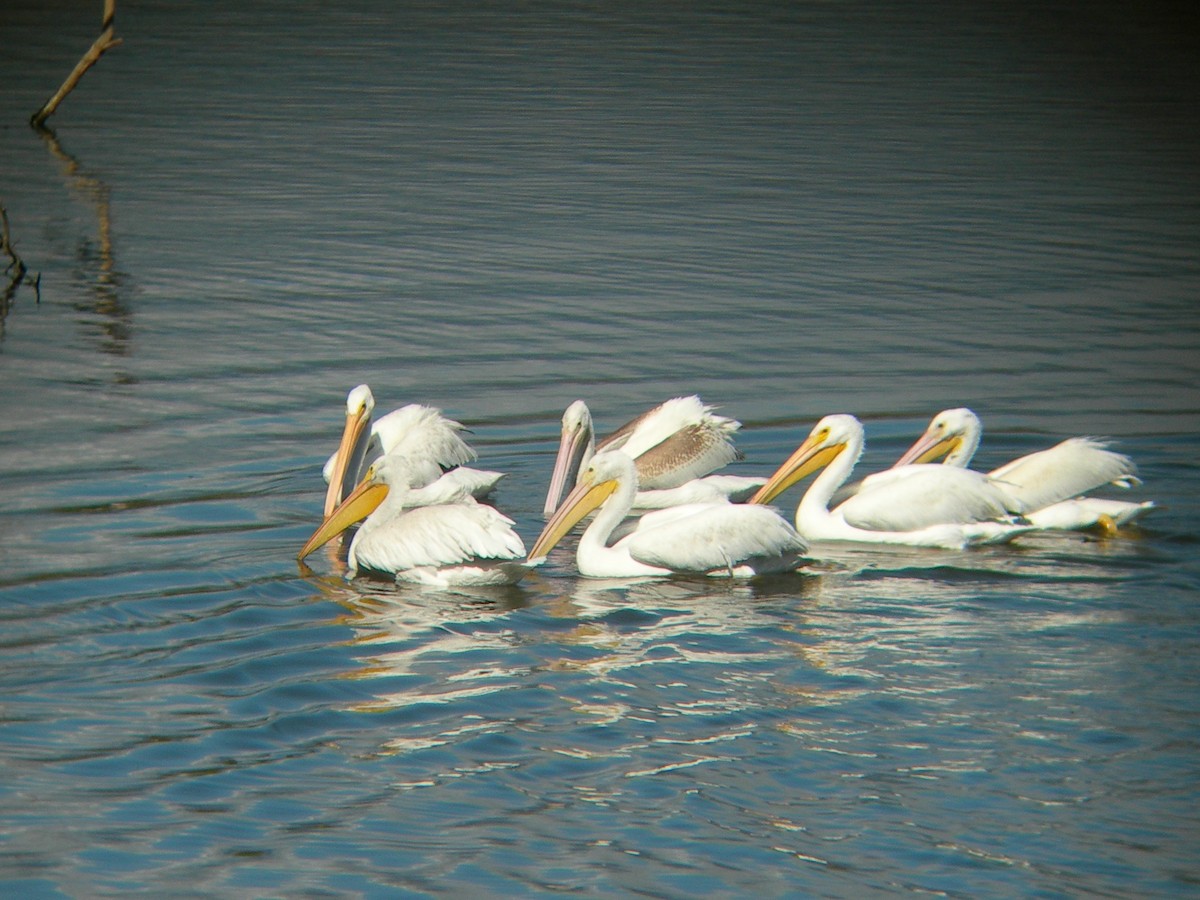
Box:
left=2, top=0, right=1199, bottom=895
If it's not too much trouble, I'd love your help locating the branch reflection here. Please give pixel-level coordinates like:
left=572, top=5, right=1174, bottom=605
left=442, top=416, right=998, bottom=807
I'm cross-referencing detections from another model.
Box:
left=36, top=124, right=132, bottom=359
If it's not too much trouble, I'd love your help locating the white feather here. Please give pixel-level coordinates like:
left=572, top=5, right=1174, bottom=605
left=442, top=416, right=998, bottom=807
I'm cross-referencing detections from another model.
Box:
left=987, top=437, right=1137, bottom=512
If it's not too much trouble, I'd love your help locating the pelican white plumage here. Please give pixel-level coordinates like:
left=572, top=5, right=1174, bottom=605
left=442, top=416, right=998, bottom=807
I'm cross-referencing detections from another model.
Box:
left=749, top=414, right=1032, bottom=549
left=631, top=475, right=769, bottom=508
left=543, top=397, right=764, bottom=517
left=301, top=454, right=528, bottom=587
left=528, top=449, right=808, bottom=578
left=322, top=385, right=504, bottom=516
left=892, top=408, right=1155, bottom=530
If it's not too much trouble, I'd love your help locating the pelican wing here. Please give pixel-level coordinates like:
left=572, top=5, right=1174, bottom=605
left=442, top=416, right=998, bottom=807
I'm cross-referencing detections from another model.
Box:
left=372, top=405, right=478, bottom=470
left=830, top=465, right=947, bottom=508
left=351, top=503, right=525, bottom=575
left=852, top=466, right=927, bottom=495
left=627, top=503, right=807, bottom=573
left=840, top=465, right=1022, bottom=531
left=703, top=474, right=769, bottom=502
left=589, top=396, right=743, bottom=490
left=633, top=474, right=767, bottom=508
left=408, top=467, right=505, bottom=505
left=633, top=423, right=740, bottom=489
left=987, top=437, right=1138, bottom=511
left=1025, top=497, right=1156, bottom=530
left=595, top=395, right=708, bottom=452
left=595, top=406, right=656, bottom=454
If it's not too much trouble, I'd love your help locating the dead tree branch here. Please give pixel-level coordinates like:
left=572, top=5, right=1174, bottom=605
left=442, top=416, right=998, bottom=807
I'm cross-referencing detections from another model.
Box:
left=30, top=0, right=122, bottom=128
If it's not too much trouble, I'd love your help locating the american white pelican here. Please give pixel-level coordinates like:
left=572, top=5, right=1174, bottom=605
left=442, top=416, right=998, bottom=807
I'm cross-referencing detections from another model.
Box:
left=749, top=414, right=1032, bottom=549
left=322, top=384, right=376, bottom=516
left=543, top=397, right=763, bottom=517
left=893, top=408, right=1155, bottom=530
left=301, top=454, right=528, bottom=587
left=528, top=449, right=808, bottom=578
left=322, top=385, right=504, bottom=516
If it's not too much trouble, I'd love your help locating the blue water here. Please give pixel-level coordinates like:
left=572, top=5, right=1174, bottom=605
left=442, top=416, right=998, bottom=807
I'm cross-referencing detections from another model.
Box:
left=2, top=1, right=1198, bottom=895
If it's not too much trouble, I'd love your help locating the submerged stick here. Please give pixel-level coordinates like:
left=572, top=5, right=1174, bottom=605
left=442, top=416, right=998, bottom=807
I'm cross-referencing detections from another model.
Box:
left=1, top=206, right=26, bottom=281
left=1, top=204, right=42, bottom=333
left=30, top=0, right=122, bottom=128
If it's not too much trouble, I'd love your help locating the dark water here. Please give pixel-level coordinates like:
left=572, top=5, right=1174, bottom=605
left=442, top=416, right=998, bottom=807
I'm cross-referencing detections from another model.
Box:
left=2, top=1, right=1199, bottom=895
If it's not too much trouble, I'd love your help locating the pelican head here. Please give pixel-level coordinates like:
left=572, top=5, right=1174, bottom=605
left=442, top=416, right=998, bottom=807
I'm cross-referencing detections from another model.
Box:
left=543, top=399, right=596, bottom=518
left=529, top=449, right=627, bottom=563
left=749, top=414, right=857, bottom=506
left=346, top=384, right=375, bottom=416
left=892, top=407, right=981, bottom=468
left=322, top=384, right=376, bottom=517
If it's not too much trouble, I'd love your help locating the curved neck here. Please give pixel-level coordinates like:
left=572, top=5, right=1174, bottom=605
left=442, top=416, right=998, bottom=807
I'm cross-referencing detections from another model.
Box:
left=575, top=456, right=667, bottom=577
left=572, top=403, right=597, bottom=466
left=798, top=427, right=863, bottom=526
left=948, top=421, right=981, bottom=467
left=356, top=483, right=408, bottom=542
left=579, top=459, right=637, bottom=555
left=581, top=431, right=597, bottom=471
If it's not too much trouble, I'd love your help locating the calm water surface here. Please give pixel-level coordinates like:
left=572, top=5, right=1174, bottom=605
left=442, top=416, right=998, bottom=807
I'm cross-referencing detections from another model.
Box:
left=2, top=1, right=1199, bottom=895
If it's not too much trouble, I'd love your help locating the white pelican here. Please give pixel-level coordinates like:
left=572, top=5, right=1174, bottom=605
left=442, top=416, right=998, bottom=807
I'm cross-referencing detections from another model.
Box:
left=892, top=408, right=1155, bottom=530
left=301, top=454, right=528, bottom=587
left=322, top=385, right=504, bottom=516
left=322, top=384, right=376, bottom=516
left=528, top=449, right=808, bottom=578
left=543, top=397, right=764, bottom=517
left=749, top=414, right=1032, bottom=549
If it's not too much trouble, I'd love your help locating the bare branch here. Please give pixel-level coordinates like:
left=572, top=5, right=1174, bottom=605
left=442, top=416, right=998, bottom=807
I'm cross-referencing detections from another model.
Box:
left=30, top=0, right=122, bottom=128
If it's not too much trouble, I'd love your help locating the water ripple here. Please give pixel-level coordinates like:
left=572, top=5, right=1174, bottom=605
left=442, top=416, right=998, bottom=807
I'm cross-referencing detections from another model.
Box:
left=1, top=0, right=1198, bottom=895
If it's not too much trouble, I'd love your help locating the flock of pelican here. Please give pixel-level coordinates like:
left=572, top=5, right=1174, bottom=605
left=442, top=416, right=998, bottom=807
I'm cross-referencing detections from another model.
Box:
left=298, top=387, right=1156, bottom=588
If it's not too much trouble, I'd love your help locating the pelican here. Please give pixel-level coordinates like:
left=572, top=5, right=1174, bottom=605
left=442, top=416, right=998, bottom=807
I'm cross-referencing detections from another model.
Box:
left=543, top=397, right=764, bottom=517
left=892, top=408, right=1155, bottom=530
left=749, top=414, right=1032, bottom=549
left=528, top=449, right=808, bottom=578
left=322, top=385, right=504, bottom=516
left=301, top=454, right=528, bottom=587
left=322, top=384, right=376, bottom=516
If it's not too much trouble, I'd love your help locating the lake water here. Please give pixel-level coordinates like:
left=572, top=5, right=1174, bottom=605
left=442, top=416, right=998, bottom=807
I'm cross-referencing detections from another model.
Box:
left=2, top=0, right=1198, bottom=895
